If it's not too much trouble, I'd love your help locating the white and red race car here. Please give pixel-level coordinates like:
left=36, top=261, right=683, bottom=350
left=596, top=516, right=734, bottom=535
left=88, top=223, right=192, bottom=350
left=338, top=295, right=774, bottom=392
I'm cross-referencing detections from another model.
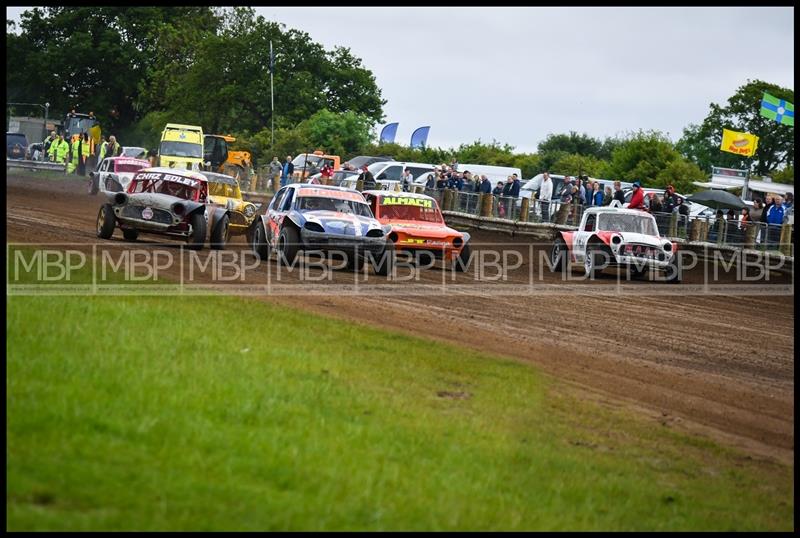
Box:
left=550, top=206, right=682, bottom=282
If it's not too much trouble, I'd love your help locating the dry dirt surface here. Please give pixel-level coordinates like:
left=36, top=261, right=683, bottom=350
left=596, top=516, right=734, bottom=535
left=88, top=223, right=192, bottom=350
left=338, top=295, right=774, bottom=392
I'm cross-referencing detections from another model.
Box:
left=6, top=174, right=795, bottom=464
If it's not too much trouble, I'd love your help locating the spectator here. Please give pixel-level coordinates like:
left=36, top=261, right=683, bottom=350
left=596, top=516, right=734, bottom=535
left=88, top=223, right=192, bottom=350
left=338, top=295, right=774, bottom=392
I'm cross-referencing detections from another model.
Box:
left=539, top=172, right=554, bottom=222
left=400, top=167, right=414, bottom=192
left=602, top=186, right=612, bottom=206
left=766, top=196, right=785, bottom=225
left=612, top=180, right=626, bottom=205
left=478, top=174, right=492, bottom=194
left=628, top=181, right=646, bottom=210
left=269, top=157, right=282, bottom=190
left=147, top=149, right=158, bottom=168
left=501, top=175, right=514, bottom=196
left=749, top=198, right=764, bottom=222
left=358, top=165, right=376, bottom=191
left=663, top=185, right=678, bottom=213
left=448, top=171, right=464, bottom=191
left=320, top=162, right=334, bottom=183
left=590, top=182, right=603, bottom=206
left=492, top=181, right=505, bottom=196
left=106, top=135, right=122, bottom=159
left=436, top=172, right=448, bottom=190
left=560, top=182, right=573, bottom=205
left=510, top=174, right=521, bottom=197
left=783, top=192, right=793, bottom=210
left=425, top=173, right=436, bottom=190
left=281, top=155, right=294, bottom=187
left=649, top=193, right=663, bottom=213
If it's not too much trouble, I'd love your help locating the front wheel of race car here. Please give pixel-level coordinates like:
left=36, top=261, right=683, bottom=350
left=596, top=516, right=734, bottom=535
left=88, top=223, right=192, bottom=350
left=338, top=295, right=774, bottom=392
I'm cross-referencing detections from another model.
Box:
left=453, top=241, right=472, bottom=272
left=122, top=228, right=139, bottom=242
left=96, top=204, right=116, bottom=239
left=187, top=211, right=207, bottom=250
left=584, top=245, right=605, bottom=279
left=277, top=225, right=300, bottom=266
left=550, top=237, right=566, bottom=271
left=250, top=222, right=270, bottom=260
left=373, top=241, right=395, bottom=277
left=210, top=214, right=230, bottom=250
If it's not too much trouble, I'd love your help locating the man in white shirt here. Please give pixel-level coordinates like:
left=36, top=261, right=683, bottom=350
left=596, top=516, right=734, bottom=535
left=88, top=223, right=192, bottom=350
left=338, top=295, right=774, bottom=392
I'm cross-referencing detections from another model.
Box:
left=401, top=168, right=414, bottom=192
left=539, top=171, right=554, bottom=222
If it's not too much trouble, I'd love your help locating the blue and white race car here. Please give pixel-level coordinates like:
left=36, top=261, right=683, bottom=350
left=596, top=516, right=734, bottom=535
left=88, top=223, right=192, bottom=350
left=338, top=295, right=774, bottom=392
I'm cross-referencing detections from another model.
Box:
left=247, top=184, right=393, bottom=275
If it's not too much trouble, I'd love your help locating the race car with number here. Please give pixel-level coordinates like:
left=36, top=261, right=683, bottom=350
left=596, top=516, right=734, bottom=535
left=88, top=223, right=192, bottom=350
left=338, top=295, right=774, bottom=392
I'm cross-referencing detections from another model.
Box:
left=203, top=171, right=258, bottom=237
left=248, top=184, right=392, bottom=275
left=362, top=190, right=472, bottom=271
left=550, top=206, right=681, bottom=282
left=95, top=167, right=233, bottom=250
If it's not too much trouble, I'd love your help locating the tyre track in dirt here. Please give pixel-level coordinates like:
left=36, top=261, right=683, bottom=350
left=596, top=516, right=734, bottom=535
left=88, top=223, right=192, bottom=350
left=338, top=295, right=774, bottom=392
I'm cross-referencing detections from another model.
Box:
left=6, top=175, right=794, bottom=464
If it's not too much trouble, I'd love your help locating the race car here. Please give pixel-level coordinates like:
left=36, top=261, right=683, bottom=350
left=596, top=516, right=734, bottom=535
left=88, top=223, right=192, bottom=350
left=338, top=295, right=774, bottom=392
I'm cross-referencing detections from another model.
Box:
left=95, top=167, right=233, bottom=250
left=203, top=171, right=258, bottom=236
left=550, top=206, right=681, bottom=282
left=248, top=184, right=392, bottom=275
left=89, top=156, right=151, bottom=195
left=362, top=190, right=472, bottom=271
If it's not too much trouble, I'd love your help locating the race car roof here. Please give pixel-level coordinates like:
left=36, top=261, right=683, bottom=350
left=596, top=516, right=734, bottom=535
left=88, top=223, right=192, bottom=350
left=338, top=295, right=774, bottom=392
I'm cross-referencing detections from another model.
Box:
left=297, top=186, right=365, bottom=203
left=362, top=190, right=436, bottom=202
left=202, top=171, right=238, bottom=186
left=107, top=157, right=150, bottom=167
left=134, top=167, right=208, bottom=182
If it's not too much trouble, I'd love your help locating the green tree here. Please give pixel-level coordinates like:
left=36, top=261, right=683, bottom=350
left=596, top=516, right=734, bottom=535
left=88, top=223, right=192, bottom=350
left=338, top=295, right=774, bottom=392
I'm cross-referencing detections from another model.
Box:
left=551, top=153, right=607, bottom=178
left=299, top=109, right=374, bottom=157
left=771, top=166, right=794, bottom=185
left=603, top=130, right=681, bottom=185
left=676, top=79, right=794, bottom=176
left=654, top=160, right=706, bottom=194
left=538, top=131, right=604, bottom=158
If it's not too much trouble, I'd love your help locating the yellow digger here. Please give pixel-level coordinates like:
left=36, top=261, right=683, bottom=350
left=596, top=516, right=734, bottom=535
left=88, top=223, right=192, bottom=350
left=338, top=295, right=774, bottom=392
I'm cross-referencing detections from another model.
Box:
left=203, top=134, right=253, bottom=186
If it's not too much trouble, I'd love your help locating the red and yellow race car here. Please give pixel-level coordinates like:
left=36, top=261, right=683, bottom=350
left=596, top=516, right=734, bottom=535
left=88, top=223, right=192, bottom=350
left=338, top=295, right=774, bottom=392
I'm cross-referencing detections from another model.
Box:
left=363, top=190, right=471, bottom=271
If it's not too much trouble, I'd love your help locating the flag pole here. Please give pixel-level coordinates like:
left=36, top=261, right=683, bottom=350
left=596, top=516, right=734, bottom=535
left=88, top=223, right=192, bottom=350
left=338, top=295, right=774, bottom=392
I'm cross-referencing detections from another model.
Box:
left=270, top=40, right=275, bottom=148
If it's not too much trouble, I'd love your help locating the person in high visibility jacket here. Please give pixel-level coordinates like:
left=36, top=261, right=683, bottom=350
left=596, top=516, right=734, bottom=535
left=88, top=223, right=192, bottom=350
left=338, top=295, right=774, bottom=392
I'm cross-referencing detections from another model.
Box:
left=97, top=136, right=108, bottom=168
left=67, top=134, right=81, bottom=173
left=49, top=134, right=70, bottom=165
left=78, top=132, right=91, bottom=175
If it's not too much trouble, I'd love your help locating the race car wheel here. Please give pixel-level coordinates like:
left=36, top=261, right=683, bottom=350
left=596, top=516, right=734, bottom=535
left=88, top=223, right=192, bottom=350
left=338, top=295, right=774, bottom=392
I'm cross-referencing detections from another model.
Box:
left=346, top=249, right=365, bottom=272
left=251, top=222, right=270, bottom=260
left=550, top=237, right=566, bottom=271
left=373, top=240, right=395, bottom=277
left=277, top=225, right=300, bottom=266
left=122, top=228, right=139, bottom=242
left=187, top=211, right=207, bottom=250
left=666, top=256, right=682, bottom=284
left=96, top=204, right=116, bottom=239
left=630, top=266, right=648, bottom=280
left=584, top=246, right=604, bottom=279
left=453, top=241, right=472, bottom=272
left=210, top=214, right=230, bottom=250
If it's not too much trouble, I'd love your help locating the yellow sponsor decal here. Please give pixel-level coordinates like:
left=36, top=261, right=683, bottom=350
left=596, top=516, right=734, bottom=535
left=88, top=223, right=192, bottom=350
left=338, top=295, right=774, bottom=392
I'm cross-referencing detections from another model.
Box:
left=382, top=196, right=433, bottom=208
left=404, top=238, right=426, bottom=244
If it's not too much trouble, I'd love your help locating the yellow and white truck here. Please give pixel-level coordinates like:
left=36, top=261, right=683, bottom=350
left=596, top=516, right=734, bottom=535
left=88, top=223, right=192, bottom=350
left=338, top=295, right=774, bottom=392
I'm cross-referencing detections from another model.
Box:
left=158, top=123, right=204, bottom=170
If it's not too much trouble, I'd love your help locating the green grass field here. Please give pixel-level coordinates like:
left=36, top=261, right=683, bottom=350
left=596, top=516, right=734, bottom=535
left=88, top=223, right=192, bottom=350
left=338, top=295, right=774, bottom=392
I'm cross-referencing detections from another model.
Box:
left=6, top=250, right=793, bottom=530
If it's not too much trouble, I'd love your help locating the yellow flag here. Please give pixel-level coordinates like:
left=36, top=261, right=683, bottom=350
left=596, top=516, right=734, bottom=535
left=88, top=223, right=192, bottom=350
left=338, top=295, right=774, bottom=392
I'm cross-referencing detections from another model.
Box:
left=720, top=128, right=759, bottom=157
left=89, top=124, right=102, bottom=144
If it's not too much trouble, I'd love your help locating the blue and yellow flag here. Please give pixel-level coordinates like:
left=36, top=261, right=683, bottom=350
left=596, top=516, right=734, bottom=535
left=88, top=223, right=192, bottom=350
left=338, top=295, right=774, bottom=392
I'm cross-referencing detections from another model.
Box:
left=760, top=92, right=794, bottom=127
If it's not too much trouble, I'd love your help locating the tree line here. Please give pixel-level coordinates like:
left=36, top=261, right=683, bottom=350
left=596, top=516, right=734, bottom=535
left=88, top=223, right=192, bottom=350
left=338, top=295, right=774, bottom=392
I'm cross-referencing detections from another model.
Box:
left=6, top=8, right=793, bottom=189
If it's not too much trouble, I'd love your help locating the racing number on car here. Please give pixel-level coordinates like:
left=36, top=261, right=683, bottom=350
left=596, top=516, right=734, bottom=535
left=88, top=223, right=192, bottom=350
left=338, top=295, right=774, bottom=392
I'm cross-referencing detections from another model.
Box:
left=574, top=232, right=589, bottom=260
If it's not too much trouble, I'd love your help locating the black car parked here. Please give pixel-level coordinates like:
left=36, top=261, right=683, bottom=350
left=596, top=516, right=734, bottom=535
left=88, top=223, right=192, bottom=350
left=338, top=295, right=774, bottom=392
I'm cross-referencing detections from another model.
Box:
left=7, top=132, right=28, bottom=160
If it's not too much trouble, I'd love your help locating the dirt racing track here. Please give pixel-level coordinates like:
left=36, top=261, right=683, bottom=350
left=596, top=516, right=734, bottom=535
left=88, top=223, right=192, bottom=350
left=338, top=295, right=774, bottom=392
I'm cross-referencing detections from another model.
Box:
left=6, top=174, right=795, bottom=464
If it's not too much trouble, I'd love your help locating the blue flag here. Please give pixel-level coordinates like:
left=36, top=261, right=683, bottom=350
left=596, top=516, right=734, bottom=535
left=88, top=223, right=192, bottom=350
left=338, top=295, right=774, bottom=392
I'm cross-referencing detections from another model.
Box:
left=269, top=41, right=274, bottom=75
left=410, top=126, right=430, bottom=149
left=379, top=123, right=399, bottom=144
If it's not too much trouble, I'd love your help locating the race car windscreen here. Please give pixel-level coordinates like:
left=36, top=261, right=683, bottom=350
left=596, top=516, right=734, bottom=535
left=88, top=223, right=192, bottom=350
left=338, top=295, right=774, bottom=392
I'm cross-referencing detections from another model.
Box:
left=598, top=213, right=658, bottom=236
left=379, top=197, right=443, bottom=223
left=209, top=182, right=237, bottom=198
left=297, top=196, right=372, bottom=217
left=159, top=141, right=203, bottom=158
left=129, top=178, right=198, bottom=200
left=115, top=162, right=148, bottom=173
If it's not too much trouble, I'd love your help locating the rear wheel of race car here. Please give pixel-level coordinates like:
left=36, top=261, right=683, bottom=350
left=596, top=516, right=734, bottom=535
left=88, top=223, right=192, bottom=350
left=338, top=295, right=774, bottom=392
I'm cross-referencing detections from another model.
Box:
left=96, top=204, right=116, bottom=239
left=187, top=211, right=207, bottom=250
left=251, top=222, right=270, bottom=260
left=277, top=225, right=301, bottom=266
left=210, top=214, right=230, bottom=250
left=346, top=249, right=365, bottom=272
left=453, top=241, right=472, bottom=272
left=122, top=228, right=139, bottom=242
left=550, top=237, right=566, bottom=271
left=373, top=241, right=395, bottom=277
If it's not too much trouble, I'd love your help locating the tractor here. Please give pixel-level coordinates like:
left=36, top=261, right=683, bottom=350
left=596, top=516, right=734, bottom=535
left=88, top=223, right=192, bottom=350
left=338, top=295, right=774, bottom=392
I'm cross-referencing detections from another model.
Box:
left=203, top=134, right=253, bottom=186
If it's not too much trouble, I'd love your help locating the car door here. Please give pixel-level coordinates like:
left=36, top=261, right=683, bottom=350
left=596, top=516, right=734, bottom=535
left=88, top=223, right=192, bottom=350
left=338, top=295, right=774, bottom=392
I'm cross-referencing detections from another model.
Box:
left=573, top=213, right=596, bottom=261
left=97, top=159, right=112, bottom=190
left=266, top=187, right=289, bottom=244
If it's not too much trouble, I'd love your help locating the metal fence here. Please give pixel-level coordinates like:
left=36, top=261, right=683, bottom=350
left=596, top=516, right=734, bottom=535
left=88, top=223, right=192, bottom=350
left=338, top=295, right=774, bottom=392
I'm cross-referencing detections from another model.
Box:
left=6, top=158, right=66, bottom=172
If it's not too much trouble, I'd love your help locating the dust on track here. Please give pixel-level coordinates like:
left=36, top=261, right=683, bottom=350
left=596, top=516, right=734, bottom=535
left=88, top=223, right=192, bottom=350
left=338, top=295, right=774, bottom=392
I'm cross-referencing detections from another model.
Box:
left=6, top=174, right=795, bottom=464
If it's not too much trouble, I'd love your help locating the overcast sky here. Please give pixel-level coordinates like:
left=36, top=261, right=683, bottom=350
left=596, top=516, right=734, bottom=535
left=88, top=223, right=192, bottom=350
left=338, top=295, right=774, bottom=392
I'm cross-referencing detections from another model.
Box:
left=7, top=6, right=794, bottom=153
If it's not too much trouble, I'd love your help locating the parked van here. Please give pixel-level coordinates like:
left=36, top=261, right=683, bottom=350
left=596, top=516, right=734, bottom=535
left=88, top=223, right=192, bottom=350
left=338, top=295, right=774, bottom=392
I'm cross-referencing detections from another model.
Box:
left=342, top=161, right=436, bottom=190
left=158, top=123, right=204, bottom=170
left=456, top=163, right=522, bottom=185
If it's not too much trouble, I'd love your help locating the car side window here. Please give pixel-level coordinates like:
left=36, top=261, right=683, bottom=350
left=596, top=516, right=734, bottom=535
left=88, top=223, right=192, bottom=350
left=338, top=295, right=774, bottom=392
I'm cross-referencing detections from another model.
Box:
left=282, top=188, right=295, bottom=211
left=271, top=188, right=287, bottom=211
left=583, top=215, right=596, bottom=232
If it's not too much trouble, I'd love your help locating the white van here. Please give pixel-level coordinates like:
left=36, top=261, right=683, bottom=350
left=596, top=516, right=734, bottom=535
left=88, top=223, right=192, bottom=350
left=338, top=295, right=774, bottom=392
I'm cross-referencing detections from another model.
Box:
left=342, top=161, right=436, bottom=190
left=457, top=163, right=522, bottom=186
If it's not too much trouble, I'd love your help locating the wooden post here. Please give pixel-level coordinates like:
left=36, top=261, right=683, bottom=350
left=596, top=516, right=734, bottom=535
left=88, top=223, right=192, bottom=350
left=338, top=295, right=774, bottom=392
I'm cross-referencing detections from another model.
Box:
left=668, top=212, right=677, bottom=238
left=554, top=203, right=570, bottom=225
left=519, top=197, right=530, bottom=223
left=271, top=174, right=280, bottom=193
left=717, top=219, right=725, bottom=246
left=442, top=189, right=454, bottom=211
left=779, top=223, right=793, bottom=256
left=744, top=223, right=757, bottom=249
left=479, top=193, right=492, bottom=217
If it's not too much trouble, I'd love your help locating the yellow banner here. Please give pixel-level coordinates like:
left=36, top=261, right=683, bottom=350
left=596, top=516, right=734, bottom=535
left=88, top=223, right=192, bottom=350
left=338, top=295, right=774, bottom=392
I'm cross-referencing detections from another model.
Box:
left=720, top=128, right=759, bottom=157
